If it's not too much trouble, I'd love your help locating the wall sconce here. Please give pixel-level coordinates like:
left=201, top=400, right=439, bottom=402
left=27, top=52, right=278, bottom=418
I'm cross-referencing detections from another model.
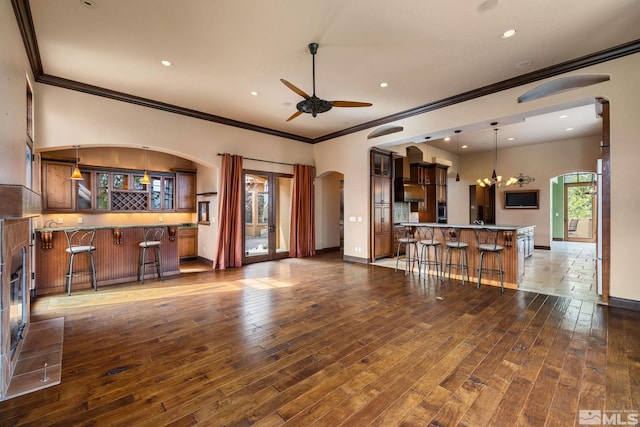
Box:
left=70, top=145, right=83, bottom=180
left=514, top=172, right=535, bottom=187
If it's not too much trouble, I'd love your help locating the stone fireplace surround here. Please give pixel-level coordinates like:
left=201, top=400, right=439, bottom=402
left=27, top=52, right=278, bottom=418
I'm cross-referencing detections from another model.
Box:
left=0, top=218, right=31, bottom=398
left=0, top=185, right=64, bottom=401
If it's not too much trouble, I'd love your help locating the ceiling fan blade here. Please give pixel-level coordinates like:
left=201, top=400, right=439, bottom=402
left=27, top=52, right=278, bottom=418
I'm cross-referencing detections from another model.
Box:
left=280, top=79, right=310, bottom=99
left=286, top=110, right=303, bottom=121
left=332, top=101, right=373, bottom=108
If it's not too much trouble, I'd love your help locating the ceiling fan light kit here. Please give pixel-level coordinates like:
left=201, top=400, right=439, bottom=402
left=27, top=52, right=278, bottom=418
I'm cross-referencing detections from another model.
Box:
left=282, top=43, right=372, bottom=121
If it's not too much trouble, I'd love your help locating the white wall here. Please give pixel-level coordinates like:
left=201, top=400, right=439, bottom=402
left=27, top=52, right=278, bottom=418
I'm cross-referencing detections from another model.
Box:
left=0, top=0, right=34, bottom=186
left=319, top=172, right=343, bottom=250
left=196, top=164, right=218, bottom=261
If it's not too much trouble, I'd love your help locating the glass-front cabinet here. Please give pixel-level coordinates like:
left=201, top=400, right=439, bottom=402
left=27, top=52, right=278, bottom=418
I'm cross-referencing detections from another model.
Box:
left=150, top=176, right=174, bottom=211
left=42, top=160, right=193, bottom=213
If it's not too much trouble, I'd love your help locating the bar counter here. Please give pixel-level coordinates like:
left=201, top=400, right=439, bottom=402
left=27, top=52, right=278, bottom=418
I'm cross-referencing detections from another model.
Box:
left=34, top=224, right=192, bottom=295
left=401, top=223, right=535, bottom=289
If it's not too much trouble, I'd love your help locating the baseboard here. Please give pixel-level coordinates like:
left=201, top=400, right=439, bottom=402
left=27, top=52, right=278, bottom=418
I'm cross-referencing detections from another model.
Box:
left=609, top=297, right=640, bottom=312
left=316, top=246, right=342, bottom=254
left=534, top=245, right=551, bottom=250
left=343, top=255, right=369, bottom=264
left=552, top=237, right=564, bottom=241
left=197, top=256, right=213, bottom=264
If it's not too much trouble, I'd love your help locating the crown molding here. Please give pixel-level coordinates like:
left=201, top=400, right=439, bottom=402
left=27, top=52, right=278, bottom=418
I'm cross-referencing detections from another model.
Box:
left=12, top=0, right=640, bottom=144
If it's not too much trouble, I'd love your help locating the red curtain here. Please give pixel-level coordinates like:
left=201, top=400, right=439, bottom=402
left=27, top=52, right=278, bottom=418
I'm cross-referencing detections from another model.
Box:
left=290, top=164, right=315, bottom=257
left=214, top=154, right=244, bottom=269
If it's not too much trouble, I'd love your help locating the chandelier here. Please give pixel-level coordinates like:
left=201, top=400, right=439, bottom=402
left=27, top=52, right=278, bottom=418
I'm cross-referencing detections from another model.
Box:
left=476, top=124, right=517, bottom=188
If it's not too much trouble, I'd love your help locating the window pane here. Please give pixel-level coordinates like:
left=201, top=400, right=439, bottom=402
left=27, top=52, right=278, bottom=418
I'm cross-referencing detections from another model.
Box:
left=25, top=144, right=33, bottom=190
left=245, top=192, right=253, bottom=224
left=258, top=192, right=268, bottom=223
left=97, top=173, right=109, bottom=209
left=151, top=177, right=162, bottom=210
left=113, top=174, right=128, bottom=190
left=132, top=175, right=146, bottom=190
left=164, top=177, right=174, bottom=209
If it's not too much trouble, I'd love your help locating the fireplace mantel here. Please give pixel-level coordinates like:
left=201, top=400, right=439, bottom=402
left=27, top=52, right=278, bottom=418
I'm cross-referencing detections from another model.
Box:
left=0, top=185, right=41, bottom=219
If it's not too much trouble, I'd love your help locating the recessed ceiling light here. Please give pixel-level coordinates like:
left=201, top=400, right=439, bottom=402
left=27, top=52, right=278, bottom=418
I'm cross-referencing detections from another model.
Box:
left=559, top=114, right=568, bottom=119
left=379, top=82, right=388, bottom=88
left=250, top=91, right=258, bottom=96
left=444, top=137, right=451, bottom=142
left=462, top=145, right=468, bottom=149
left=566, top=127, right=574, bottom=131
left=80, top=0, right=95, bottom=7
left=161, top=60, right=172, bottom=67
left=508, top=137, right=515, bottom=141
left=501, top=29, right=516, bottom=38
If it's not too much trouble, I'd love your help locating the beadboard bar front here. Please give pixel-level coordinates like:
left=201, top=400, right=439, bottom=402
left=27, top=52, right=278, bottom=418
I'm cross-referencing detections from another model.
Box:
left=35, top=226, right=180, bottom=295
left=401, top=223, right=535, bottom=289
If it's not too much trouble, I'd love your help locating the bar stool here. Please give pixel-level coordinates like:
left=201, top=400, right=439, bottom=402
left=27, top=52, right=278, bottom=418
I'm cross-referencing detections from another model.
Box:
left=474, top=228, right=505, bottom=293
left=441, top=227, right=470, bottom=284
left=394, top=225, right=419, bottom=274
left=138, top=227, right=165, bottom=284
left=64, top=228, right=97, bottom=295
left=416, top=226, right=443, bottom=281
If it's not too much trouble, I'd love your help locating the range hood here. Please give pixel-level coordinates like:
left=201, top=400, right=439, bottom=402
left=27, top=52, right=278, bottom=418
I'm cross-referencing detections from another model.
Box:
left=394, top=156, right=425, bottom=203
left=396, top=182, right=425, bottom=203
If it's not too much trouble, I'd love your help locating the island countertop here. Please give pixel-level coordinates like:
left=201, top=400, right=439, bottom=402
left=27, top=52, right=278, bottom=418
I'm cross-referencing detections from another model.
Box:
left=397, top=223, right=535, bottom=289
left=401, top=222, right=534, bottom=231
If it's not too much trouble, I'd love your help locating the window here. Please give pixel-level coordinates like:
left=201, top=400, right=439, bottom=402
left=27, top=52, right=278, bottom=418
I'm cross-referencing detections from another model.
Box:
left=198, top=201, right=210, bottom=225
left=26, top=81, right=33, bottom=140
left=25, top=81, right=34, bottom=189
left=25, top=143, right=33, bottom=190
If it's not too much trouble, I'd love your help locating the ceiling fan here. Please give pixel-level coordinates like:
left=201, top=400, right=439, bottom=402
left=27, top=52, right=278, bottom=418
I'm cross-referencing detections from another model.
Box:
left=281, top=42, right=373, bottom=121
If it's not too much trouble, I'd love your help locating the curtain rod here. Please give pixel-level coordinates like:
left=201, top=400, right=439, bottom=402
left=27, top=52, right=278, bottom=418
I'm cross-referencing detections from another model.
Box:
left=217, top=153, right=295, bottom=167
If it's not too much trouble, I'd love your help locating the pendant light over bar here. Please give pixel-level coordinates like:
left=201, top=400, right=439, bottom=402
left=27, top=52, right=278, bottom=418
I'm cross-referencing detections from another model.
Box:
left=141, top=146, right=151, bottom=184
left=454, top=130, right=461, bottom=182
left=70, top=145, right=83, bottom=180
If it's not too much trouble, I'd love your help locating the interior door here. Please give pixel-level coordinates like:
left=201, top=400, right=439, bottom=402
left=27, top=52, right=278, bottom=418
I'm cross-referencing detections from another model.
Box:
left=243, top=170, right=293, bottom=264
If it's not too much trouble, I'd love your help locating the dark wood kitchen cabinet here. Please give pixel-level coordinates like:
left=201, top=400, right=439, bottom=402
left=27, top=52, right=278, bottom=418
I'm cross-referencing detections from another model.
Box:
left=410, top=163, right=448, bottom=223
left=370, top=149, right=394, bottom=260
left=176, top=171, right=197, bottom=212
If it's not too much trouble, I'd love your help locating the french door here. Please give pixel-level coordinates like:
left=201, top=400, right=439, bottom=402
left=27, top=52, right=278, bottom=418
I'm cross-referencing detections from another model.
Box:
left=243, top=170, right=293, bottom=264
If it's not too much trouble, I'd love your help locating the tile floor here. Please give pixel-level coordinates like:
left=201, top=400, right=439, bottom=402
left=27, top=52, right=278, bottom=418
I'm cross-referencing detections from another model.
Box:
left=519, top=241, right=599, bottom=302
left=374, top=241, right=601, bottom=303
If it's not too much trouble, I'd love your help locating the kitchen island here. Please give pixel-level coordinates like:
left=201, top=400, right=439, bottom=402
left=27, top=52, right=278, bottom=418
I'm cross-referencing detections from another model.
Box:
left=401, top=223, right=535, bottom=289
left=34, top=224, right=191, bottom=295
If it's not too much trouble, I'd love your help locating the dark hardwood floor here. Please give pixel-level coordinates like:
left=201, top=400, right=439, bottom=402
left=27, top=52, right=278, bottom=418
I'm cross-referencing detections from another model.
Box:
left=1, top=251, right=638, bottom=426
